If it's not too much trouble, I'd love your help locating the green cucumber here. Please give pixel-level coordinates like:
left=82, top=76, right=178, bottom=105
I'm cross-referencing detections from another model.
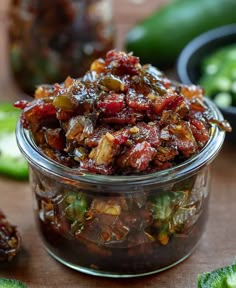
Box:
left=125, top=0, right=236, bottom=68
left=0, top=103, right=28, bottom=180
left=0, top=278, right=27, bottom=288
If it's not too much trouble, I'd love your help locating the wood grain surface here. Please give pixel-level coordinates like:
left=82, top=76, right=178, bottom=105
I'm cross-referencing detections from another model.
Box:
left=0, top=0, right=236, bottom=287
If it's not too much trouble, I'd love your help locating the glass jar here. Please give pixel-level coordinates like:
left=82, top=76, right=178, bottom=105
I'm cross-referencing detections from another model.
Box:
left=8, top=0, right=114, bottom=96
left=16, top=99, right=225, bottom=277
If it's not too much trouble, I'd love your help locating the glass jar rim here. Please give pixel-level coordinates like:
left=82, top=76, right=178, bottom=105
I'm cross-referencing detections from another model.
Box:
left=16, top=98, right=225, bottom=186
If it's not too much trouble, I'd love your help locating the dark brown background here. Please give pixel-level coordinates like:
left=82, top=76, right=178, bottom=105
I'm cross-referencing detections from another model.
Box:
left=0, top=0, right=236, bottom=287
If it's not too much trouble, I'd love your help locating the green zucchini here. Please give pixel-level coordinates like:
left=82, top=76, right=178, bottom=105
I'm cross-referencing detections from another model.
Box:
left=125, top=0, right=236, bottom=68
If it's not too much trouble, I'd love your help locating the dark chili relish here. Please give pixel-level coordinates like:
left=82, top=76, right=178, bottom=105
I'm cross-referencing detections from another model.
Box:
left=0, top=210, right=21, bottom=262
left=15, top=50, right=231, bottom=276
left=15, top=50, right=231, bottom=175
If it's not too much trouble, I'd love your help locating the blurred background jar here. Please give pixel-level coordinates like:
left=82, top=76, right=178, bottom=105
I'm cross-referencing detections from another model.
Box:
left=8, top=0, right=115, bottom=96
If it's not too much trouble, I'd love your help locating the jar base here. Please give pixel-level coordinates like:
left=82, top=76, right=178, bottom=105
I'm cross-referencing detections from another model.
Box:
left=44, top=242, right=200, bottom=278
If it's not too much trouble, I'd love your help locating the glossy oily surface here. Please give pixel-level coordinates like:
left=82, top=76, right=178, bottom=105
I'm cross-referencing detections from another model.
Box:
left=16, top=50, right=230, bottom=176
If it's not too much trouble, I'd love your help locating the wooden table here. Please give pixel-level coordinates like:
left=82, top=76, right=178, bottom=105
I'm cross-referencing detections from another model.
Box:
left=1, top=1, right=236, bottom=287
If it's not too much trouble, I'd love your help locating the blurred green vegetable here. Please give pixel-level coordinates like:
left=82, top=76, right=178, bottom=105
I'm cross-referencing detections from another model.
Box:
left=0, top=103, right=28, bottom=180
left=0, top=278, right=27, bottom=288
left=125, top=0, right=236, bottom=68
left=199, top=44, right=236, bottom=108
left=198, top=262, right=236, bottom=288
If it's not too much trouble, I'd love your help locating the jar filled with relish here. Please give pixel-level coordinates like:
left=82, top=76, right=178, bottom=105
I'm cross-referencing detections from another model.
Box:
left=8, top=0, right=114, bottom=96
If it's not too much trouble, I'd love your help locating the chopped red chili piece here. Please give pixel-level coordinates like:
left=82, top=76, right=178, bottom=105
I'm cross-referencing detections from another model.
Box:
left=117, top=141, right=156, bottom=171
left=126, top=89, right=151, bottom=111
left=105, top=50, right=140, bottom=76
left=97, top=92, right=125, bottom=115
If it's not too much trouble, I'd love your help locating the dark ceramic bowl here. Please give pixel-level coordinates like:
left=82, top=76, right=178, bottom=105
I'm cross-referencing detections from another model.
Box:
left=177, top=24, right=236, bottom=142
